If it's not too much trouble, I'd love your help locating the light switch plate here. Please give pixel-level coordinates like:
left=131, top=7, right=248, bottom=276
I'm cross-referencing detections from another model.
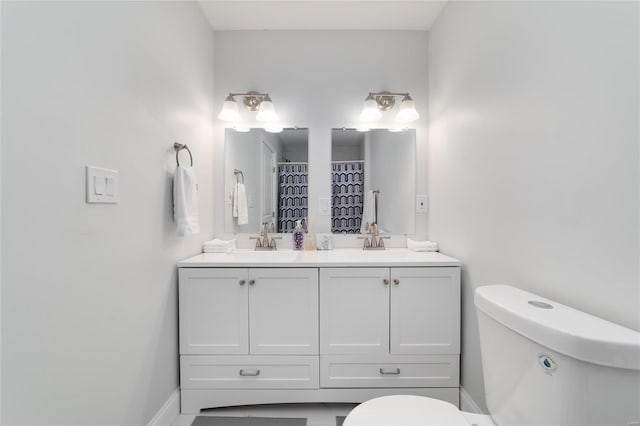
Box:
left=86, top=166, right=119, bottom=204
left=416, top=195, right=428, bottom=214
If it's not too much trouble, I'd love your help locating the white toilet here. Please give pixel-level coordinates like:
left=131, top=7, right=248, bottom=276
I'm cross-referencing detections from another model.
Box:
left=344, top=285, right=640, bottom=426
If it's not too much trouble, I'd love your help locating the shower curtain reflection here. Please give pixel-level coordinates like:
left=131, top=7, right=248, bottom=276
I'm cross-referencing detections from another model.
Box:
left=331, top=161, right=364, bottom=234
left=278, top=162, right=308, bottom=233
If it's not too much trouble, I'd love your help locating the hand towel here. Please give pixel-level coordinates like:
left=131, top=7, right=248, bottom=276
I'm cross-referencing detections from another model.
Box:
left=232, top=182, right=248, bottom=225
left=203, top=238, right=236, bottom=253
left=360, top=190, right=376, bottom=234
left=173, top=165, right=200, bottom=236
left=407, top=238, right=439, bottom=252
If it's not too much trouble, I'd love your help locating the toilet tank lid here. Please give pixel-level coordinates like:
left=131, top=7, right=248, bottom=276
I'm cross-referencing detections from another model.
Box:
left=474, top=285, right=640, bottom=370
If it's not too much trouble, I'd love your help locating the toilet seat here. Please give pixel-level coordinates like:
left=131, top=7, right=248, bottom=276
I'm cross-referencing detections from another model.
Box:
left=343, top=395, right=472, bottom=426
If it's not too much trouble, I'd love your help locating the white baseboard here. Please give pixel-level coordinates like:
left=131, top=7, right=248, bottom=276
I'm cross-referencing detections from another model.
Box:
left=459, top=387, right=484, bottom=414
left=148, top=388, right=181, bottom=426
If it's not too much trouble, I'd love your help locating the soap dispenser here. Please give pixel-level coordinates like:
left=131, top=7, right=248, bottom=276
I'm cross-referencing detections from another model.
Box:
left=292, top=220, right=304, bottom=251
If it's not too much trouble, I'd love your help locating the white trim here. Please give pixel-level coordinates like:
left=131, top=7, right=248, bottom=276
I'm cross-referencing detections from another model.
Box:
left=147, top=388, right=181, bottom=426
left=459, top=387, right=484, bottom=414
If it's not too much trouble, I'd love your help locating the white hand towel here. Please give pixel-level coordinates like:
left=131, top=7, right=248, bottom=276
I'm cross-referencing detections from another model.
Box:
left=173, top=165, right=200, bottom=236
left=360, top=190, right=376, bottom=234
left=407, top=239, right=439, bottom=252
left=203, top=238, right=236, bottom=253
left=233, top=182, right=248, bottom=225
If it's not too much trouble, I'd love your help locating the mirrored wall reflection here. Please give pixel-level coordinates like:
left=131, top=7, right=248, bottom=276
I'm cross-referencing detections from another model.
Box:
left=331, top=129, right=416, bottom=235
left=224, top=128, right=308, bottom=234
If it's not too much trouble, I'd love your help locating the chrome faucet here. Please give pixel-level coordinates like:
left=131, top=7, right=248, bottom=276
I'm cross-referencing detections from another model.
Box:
left=250, top=222, right=281, bottom=251
left=358, top=223, right=390, bottom=250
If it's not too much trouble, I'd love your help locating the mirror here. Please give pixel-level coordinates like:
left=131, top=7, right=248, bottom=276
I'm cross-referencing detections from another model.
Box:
left=331, top=128, right=416, bottom=235
left=225, top=128, right=309, bottom=233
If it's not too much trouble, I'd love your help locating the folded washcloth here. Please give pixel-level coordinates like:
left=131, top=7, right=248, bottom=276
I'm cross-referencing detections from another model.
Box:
left=173, top=165, right=200, bottom=236
left=203, top=238, right=236, bottom=253
left=407, top=239, right=439, bottom=252
left=233, top=182, right=248, bottom=225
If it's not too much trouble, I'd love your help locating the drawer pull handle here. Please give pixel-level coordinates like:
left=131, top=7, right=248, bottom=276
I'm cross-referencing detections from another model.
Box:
left=383, top=279, right=389, bottom=285
left=249, top=280, right=256, bottom=286
left=379, top=368, right=401, bottom=375
left=239, top=369, right=260, bottom=376
left=393, top=279, right=400, bottom=285
left=239, top=280, right=246, bottom=286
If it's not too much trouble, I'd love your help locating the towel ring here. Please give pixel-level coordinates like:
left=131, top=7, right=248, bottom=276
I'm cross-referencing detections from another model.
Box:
left=174, top=142, right=193, bottom=167
left=234, top=169, right=244, bottom=183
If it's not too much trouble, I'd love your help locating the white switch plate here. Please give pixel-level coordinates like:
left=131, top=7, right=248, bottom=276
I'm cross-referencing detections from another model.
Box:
left=416, top=195, right=428, bottom=214
left=319, top=197, right=331, bottom=216
left=86, top=166, right=119, bottom=204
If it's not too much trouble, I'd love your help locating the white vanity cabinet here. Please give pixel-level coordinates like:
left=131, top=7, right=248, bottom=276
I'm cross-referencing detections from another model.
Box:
left=179, top=267, right=319, bottom=355
left=319, top=267, right=460, bottom=355
left=178, top=250, right=461, bottom=413
left=319, top=267, right=460, bottom=388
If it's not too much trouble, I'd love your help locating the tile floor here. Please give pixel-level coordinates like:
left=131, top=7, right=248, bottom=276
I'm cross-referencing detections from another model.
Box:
left=172, top=403, right=358, bottom=426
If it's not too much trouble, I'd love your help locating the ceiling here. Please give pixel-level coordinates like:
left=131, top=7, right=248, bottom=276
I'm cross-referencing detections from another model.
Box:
left=197, top=1, right=448, bottom=31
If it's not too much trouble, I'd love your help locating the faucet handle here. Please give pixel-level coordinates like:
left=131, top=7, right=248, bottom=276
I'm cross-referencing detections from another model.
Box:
left=377, top=236, right=391, bottom=248
left=269, top=237, right=282, bottom=249
left=357, top=236, right=371, bottom=249
left=249, top=236, right=263, bottom=248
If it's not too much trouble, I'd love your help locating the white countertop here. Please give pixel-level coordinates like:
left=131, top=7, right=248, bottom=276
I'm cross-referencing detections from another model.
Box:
left=178, top=248, right=461, bottom=268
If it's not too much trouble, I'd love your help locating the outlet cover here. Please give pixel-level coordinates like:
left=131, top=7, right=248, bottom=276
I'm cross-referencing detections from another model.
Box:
left=416, top=195, right=428, bottom=214
left=319, top=197, right=331, bottom=216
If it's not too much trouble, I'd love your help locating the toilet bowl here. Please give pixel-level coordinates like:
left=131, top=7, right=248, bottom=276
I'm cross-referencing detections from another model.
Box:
left=343, top=394, right=495, bottom=426
left=344, top=285, right=640, bottom=426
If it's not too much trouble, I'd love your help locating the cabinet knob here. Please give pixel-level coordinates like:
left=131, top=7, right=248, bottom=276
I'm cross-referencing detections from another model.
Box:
left=393, top=279, right=400, bottom=285
left=239, top=280, right=246, bottom=286
left=379, top=368, right=401, bottom=375
left=383, top=279, right=389, bottom=285
left=249, top=280, right=256, bottom=286
left=239, top=369, right=260, bottom=376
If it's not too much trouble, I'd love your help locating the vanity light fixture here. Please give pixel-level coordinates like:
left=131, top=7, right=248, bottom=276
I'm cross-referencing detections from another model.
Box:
left=359, top=91, right=420, bottom=123
left=218, top=91, right=280, bottom=124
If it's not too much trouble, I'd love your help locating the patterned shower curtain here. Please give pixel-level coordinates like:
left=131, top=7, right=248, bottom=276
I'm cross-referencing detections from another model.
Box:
left=277, top=163, right=308, bottom=233
left=331, top=161, right=364, bottom=234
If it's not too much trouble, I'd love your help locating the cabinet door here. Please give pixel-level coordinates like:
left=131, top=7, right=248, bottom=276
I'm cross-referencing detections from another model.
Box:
left=320, top=268, right=389, bottom=355
left=390, top=267, right=460, bottom=355
left=249, top=268, right=319, bottom=355
left=179, top=268, right=249, bottom=355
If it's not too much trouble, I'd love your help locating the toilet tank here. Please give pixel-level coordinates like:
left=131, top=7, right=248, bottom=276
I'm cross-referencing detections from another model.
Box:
left=475, top=285, right=640, bottom=426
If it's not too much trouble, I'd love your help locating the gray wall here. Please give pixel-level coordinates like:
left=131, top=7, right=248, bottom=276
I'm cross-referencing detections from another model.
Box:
left=1, top=2, right=214, bottom=424
left=213, top=31, right=429, bottom=238
left=428, top=1, right=639, bottom=410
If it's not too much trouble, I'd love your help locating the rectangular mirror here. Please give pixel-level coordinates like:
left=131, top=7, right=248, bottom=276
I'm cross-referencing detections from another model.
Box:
left=331, top=128, right=416, bottom=235
left=224, top=128, right=309, bottom=233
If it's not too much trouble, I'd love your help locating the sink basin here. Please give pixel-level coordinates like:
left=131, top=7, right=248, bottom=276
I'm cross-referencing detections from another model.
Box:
left=228, top=250, right=298, bottom=263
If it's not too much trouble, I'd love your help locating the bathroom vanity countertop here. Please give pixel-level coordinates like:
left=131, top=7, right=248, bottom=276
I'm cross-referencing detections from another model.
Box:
left=178, top=248, right=461, bottom=268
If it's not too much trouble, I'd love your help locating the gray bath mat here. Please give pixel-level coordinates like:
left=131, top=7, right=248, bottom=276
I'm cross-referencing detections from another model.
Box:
left=336, top=416, right=346, bottom=426
left=192, top=416, right=306, bottom=426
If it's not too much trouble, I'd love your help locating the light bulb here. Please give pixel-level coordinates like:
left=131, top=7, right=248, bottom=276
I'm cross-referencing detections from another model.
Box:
left=256, top=95, right=278, bottom=122
left=264, top=125, right=283, bottom=133
left=233, top=124, right=250, bottom=132
left=218, top=95, right=240, bottom=122
left=395, top=95, right=419, bottom=123
left=359, top=95, right=382, bottom=122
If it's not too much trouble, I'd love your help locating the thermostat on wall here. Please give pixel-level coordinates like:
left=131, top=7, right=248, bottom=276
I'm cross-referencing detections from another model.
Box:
left=86, top=166, right=119, bottom=204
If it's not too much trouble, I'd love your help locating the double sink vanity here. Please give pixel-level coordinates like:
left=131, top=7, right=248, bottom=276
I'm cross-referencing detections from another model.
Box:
left=178, top=126, right=460, bottom=412
left=178, top=249, right=461, bottom=413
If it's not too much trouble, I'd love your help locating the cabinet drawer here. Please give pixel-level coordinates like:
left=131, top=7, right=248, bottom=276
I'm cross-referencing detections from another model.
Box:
left=320, top=355, right=459, bottom=388
left=181, top=355, right=319, bottom=390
